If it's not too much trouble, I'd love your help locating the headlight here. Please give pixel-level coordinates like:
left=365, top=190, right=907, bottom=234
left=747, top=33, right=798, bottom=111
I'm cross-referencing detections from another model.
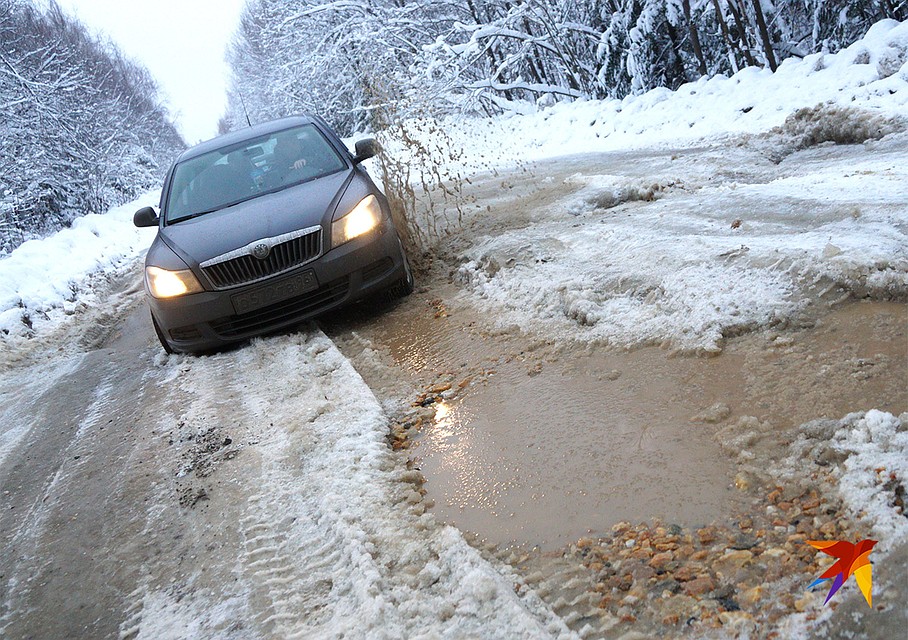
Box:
left=331, top=195, right=381, bottom=247
left=145, top=266, right=203, bottom=298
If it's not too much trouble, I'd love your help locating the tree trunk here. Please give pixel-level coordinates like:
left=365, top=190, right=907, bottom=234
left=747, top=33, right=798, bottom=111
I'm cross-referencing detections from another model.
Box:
left=681, top=0, right=707, bottom=76
left=521, top=17, right=546, bottom=86
left=710, top=0, right=742, bottom=72
left=725, top=0, right=757, bottom=67
left=665, top=20, right=690, bottom=88
left=750, top=0, right=777, bottom=71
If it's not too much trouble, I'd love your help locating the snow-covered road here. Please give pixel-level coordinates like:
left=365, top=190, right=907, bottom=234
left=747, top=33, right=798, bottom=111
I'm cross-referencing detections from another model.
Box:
left=1, top=17, right=907, bottom=640
left=456, top=136, right=908, bottom=354
left=1, top=135, right=906, bottom=639
left=0, top=276, right=576, bottom=638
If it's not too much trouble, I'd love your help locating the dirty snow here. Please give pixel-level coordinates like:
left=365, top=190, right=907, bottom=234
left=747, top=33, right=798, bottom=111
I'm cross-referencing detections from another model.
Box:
left=129, top=333, right=576, bottom=639
left=717, top=404, right=908, bottom=545
left=0, top=353, right=84, bottom=468
left=834, top=411, right=908, bottom=544
left=434, top=19, right=908, bottom=352
left=455, top=138, right=908, bottom=352
left=760, top=410, right=908, bottom=638
left=784, top=410, right=908, bottom=545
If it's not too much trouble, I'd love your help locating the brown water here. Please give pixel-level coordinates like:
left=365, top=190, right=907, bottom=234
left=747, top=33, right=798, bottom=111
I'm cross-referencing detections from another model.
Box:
left=415, top=346, right=745, bottom=548
left=326, top=295, right=907, bottom=549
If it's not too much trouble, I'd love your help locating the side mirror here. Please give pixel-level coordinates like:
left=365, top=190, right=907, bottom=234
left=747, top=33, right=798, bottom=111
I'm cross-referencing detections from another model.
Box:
left=352, top=138, right=381, bottom=164
left=133, top=206, right=159, bottom=228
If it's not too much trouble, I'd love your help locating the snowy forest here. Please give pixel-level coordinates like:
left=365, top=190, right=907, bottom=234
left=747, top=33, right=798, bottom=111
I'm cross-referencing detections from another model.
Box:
left=0, top=0, right=183, bottom=253
left=225, top=0, right=907, bottom=135
left=2, top=1, right=906, bottom=253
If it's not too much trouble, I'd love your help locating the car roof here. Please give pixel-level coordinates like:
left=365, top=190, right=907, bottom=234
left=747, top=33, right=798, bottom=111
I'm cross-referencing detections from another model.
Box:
left=176, top=114, right=323, bottom=163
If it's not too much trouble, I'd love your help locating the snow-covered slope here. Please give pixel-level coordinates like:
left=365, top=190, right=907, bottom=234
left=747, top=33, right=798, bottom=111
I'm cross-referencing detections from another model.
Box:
left=0, top=191, right=159, bottom=340
left=435, top=19, right=908, bottom=168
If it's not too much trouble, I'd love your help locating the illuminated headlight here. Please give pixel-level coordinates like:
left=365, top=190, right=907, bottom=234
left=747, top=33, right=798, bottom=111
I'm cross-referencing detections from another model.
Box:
left=145, top=266, right=203, bottom=298
left=331, top=195, right=381, bottom=247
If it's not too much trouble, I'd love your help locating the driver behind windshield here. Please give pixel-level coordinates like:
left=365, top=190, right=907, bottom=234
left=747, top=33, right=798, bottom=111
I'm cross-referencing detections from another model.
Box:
left=273, top=132, right=308, bottom=170
left=265, top=132, right=311, bottom=189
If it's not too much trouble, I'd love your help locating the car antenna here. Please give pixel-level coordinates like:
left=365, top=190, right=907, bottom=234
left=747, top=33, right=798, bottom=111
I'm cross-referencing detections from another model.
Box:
left=238, top=92, right=252, bottom=128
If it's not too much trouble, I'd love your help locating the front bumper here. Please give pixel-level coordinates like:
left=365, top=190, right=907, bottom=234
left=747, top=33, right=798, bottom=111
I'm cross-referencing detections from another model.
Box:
left=147, top=224, right=405, bottom=353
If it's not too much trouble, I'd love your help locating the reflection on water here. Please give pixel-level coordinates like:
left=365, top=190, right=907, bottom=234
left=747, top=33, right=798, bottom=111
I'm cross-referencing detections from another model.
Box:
left=415, top=347, right=744, bottom=548
left=327, top=296, right=907, bottom=549
left=427, top=402, right=464, bottom=453
left=433, top=401, right=451, bottom=423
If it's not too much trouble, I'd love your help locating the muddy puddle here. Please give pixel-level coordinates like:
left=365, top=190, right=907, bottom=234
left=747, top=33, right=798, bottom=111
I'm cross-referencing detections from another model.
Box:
left=325, top=294, right=907, bottom=550
left=417, top=349, right=742, bottom=548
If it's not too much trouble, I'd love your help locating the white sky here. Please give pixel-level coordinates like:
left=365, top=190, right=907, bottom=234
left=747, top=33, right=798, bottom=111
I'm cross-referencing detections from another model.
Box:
left=55, top=0, right=248, bottom=145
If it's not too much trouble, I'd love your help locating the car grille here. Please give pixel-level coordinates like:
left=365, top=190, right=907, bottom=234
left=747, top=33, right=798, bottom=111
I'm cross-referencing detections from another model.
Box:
left=201, top=228, right=322, bottom=289
left=209, top=276, right=349, bottom=338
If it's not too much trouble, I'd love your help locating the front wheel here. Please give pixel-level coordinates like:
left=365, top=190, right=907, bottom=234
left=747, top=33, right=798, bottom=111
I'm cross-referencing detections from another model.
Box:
left=151, top=313, right=174, bottom=354
left=387, top=240, right=414, bottom=299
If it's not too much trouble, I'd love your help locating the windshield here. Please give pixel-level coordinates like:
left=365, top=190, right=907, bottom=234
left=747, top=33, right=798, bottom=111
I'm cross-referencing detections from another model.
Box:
left=165, top=124, right=347, bottom=223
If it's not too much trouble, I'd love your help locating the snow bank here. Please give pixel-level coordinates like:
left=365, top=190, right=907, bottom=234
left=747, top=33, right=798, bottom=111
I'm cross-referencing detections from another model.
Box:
left=825, top=410, right=908, bottom=544
left=0, top=191, right=158, bottom=340
left=134, top=332, right=575, bottom=639
left=454, top=142, right=908, bottom=351
left=427, top=19, right=908, bottom=169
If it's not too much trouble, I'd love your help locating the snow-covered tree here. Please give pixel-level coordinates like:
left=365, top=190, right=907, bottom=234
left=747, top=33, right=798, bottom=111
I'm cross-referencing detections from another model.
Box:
left=225, top=0, right=907, bottom=125
left=0, top=0, right=183, bottom=252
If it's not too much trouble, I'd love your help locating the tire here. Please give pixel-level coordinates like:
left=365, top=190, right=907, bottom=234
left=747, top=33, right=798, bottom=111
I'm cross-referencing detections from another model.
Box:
left=387, top=240, right=415, bottom=299
left=151, top=313, right=175, bottom=354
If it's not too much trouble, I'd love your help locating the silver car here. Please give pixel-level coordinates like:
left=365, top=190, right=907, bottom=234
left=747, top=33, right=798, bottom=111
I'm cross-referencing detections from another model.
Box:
left=134, top=114, right=413, bottom=354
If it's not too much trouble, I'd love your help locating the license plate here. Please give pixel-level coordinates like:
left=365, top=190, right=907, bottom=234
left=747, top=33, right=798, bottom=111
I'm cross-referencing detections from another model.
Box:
left=231, top=270, right=318, bottom=315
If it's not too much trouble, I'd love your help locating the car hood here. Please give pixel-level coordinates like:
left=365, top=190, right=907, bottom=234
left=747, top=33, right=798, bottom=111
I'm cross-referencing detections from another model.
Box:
left=160, top=170, right=352, bottom=264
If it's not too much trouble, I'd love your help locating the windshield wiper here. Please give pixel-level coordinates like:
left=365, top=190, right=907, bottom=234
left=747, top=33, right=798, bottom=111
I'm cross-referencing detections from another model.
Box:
left=169, top=208, right=223, bottom=224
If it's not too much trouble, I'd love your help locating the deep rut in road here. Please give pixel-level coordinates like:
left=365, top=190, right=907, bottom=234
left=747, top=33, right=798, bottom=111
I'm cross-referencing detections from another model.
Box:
left=326, top=289, right=907, bottom=549
left=325, top=282, right=906, bottom=638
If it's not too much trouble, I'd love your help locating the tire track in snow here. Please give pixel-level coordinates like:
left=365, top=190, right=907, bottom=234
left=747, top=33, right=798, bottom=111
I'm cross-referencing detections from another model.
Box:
left=0, top=353, right=85, bottom=471
left=0, top=374, right=113, bottom=632
left=237, top=496, right=340, bottom=637
left=118, top=587, right=147, bottom=640
left=123, top=330, right=577, bottom=639
left=1, top=317, right=177, bottom=639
